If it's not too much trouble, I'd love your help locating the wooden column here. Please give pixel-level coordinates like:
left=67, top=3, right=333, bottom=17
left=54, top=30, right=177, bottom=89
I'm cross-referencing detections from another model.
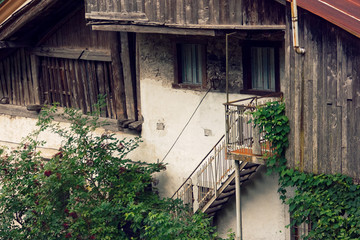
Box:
left=110, top=32, right=127, bottom=119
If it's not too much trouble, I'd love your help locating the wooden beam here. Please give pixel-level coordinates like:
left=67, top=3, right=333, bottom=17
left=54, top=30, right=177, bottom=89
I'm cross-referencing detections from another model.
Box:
left=31, top=47, right=112, bottom=62
left=92, top=24, right=216, bottom=36
left=0, top=0, right=58, bottom=40
left=273, top=0, right=286, bottom=5
left=0, top=40, right=30, bottom=49
left=0, top=0, right=28, bottom=25
left=163, top=23, right=287, bottom=30
left=86, top=11, right=149, bottom=22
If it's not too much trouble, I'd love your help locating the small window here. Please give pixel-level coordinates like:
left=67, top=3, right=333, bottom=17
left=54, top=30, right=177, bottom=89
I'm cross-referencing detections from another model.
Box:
left=243, top=44, right=280, bottom=94
left=291, top=217, right=312, bottom=240
left=174, top=43, right=206, bottom=89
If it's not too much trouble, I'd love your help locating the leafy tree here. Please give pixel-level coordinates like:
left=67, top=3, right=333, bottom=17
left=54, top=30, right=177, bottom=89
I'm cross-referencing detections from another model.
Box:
left=0, top=103, right=220, bottom=239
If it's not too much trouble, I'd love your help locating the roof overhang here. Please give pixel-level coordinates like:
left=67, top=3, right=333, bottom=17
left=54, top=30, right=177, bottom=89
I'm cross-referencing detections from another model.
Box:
left=287, top=0, right=360, bottom=38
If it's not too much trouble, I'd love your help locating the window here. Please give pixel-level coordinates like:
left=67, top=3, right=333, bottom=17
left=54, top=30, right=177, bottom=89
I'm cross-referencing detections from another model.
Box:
left=243, top=43, right=280, bottom=94
left=174, top=43, right=206, bottom=89
left=291, top=217, right=312, bottom=240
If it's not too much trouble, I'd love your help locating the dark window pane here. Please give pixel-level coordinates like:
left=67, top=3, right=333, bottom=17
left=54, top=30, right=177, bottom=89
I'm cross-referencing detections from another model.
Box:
left=251, top=47, right=275, bottom=91
left=179, top=44, right=203, bottom=84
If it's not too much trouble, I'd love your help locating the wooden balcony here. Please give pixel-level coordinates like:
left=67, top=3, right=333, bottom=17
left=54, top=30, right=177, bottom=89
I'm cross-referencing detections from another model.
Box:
left=225, top=94, right=282, bottom=164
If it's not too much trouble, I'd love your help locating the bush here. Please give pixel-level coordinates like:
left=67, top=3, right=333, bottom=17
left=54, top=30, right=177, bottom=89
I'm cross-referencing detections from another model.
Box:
left=0, top=104, right=218, bottom=239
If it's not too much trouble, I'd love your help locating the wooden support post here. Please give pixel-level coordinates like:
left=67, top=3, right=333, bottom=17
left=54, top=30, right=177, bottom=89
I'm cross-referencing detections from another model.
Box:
left=110, top=32, right=127, bottom=119
left=120, top=32, right=136, bottom=120
left=253, top=126, right=261, bottom=155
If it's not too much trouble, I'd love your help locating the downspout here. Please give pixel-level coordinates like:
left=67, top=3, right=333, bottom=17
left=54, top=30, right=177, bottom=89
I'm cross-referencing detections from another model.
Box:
left=291, top=0, right=305, bottom=54
left=225, top=32, right=242, bottom=240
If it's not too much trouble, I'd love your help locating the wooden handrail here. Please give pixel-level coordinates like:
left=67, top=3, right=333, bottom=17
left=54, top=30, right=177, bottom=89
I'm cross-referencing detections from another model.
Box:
left=171, top=135, right=225, bottom=199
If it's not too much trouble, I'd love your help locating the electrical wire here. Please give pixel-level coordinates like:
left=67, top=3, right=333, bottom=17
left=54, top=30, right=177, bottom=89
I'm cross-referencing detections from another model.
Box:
left=160, top=87, right=212, bottom=163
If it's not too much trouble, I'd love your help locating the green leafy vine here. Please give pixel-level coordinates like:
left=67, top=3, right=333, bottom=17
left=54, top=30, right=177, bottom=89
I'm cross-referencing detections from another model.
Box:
left=252, top=101, right=360, bottom=240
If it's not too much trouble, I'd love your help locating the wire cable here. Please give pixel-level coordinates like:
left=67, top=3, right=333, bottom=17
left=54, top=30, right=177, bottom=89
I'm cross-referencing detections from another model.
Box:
left=160, top=87, right=212, bottom=163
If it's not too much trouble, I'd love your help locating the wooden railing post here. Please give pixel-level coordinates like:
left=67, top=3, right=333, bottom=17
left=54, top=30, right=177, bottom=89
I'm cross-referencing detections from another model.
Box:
left=253, top=125, right=261, bottom=155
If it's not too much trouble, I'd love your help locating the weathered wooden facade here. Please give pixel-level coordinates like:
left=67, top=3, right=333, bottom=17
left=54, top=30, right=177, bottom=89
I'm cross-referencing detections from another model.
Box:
left=0, top=0, right=141, bottom=130
left=83, top=0, right=360, bottom=179
left=86, top=0, right=286, bottom=25
left=284, top=5, right=360, bottom=179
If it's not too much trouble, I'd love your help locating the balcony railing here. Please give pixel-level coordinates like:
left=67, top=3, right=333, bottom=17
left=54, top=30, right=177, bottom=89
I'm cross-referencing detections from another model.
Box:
left=225, top=93, right=282, bottom=162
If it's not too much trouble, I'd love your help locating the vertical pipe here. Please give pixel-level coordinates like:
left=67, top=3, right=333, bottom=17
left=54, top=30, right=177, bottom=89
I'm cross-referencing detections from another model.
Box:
left=235, top=160, right=242, bottom=240
left=291, top=0, right=305, bottom=54
left=226, top=33, right=229, bottom=104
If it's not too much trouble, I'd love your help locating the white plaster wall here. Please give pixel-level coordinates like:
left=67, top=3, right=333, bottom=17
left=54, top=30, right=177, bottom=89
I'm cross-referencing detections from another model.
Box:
left=215, top=167, right=289, bottom=240
left=137, top=33, right=288, bottom=240
left=0, top=114, right=137, bottom=159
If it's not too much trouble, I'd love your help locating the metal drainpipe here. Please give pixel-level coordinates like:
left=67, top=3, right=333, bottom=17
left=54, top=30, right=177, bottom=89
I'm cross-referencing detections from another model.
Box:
left=225, top=32, right=242, bottom=240
left=291, top=0, right=305, bottom=54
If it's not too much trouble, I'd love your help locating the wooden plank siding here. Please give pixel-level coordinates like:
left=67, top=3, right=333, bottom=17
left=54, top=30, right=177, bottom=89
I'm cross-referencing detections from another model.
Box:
left=0, top=49, right=39, bottom=106
left=285, top=5, right=360, bottom=179
left=0, top=6, right=140, bottom=123
left=85, top=0, right=285, bottom=27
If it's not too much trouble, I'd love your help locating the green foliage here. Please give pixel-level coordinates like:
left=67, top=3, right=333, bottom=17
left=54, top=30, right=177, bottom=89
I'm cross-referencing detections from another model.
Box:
left=0, top=103, right=219, bottom=239
left=251, top=101, right=360, bottom=240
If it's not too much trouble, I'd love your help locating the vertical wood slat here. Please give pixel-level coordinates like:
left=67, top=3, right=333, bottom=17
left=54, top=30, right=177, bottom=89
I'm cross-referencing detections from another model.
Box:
left=86, top=61, right=95, bottom=112
left=135, top=33, right=142, bottom=121
left=107, top=62, right=117, bottom=119
left=48, top=57, right=56, bottom=103
left=55, top=58, right=65, bottom=107
left=40, top=58, right=49, bottom=104
left=25, top=53, right=33, bottom=104
left=75, top=60, right=87, bottom=113
left=175, top=0, right=184, bottom=25
left=20, top=49, right=29, bottom=105
left=302, top=16, right=313, bottom=173
left=104, top=62, right=114, bottom=118
left=12, top=54, right=18, bottom=105
left=235, top=0, right=243, bottom=25
left=80, top=61, right=91, bottom=113
left=60, top=59, right=70, bottom=108
left=121, top=32, right=136, bottom=120
left=144, top=0, right=153, bottom=22
left=111, top=32, right=127, bottom=120
left=184, top=0, right=191, bottom=25
left=219, top=0, right=229, bottom=24
left=91, top=61, right=99, bottom=112
left=67, top=59, right=78, bottom=109
left=96, top=62, right=107, bottom=117
left=46, top=57, right=53, bottom=103
left=4, top=58, right=9, bottom=99
left=0, top=61, right=6, bottom=98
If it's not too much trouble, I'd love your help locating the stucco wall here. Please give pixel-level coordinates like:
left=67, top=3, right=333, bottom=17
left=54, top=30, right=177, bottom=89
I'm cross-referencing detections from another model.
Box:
left=137, top=33, right=288, bottom=239
left=214, top=167, right=289, bottom=239
left=0, top=113, right=137, bottom=159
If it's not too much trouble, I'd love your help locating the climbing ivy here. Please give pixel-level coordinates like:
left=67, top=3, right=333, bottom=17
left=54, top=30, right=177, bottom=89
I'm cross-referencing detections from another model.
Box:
left=252, top=101, right=360, bottom=240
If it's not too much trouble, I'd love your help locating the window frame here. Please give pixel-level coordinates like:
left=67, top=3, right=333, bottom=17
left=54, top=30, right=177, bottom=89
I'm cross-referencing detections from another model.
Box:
left=241, top=41, right=281, bottom=95
left=173, top=39, right=207, bottom=90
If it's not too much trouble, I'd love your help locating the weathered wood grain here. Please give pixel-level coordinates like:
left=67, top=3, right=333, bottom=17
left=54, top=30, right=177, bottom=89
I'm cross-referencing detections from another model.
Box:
left=110, top=33, right=127, bottom=119
left=85, top=0, right=284, bottom=26
left=120, top=32, right=136, bottom=121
